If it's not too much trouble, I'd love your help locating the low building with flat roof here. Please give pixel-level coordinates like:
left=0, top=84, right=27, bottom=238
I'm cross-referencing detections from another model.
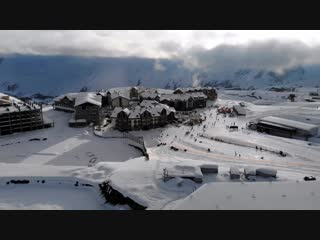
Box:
left=257, top=116, right=319, bottom=139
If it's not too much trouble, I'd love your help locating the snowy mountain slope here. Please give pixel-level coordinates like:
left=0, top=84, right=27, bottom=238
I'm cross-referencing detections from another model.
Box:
left=0, top=55, right=320, bottom=97
left=201, top=65, right=320, bottom=89
left=0, top=55, right=193, bottom=96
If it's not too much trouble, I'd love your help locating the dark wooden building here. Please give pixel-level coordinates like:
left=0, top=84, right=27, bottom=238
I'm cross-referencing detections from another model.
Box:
left=173, top=87, right=217, bottom=101
left=72, top=94, right=102, bottom=126
left=53, top=94, right=76, bottom=112
left=111, top=101, right=176, bottom=131
left=160, top=92, right=207, bottom=111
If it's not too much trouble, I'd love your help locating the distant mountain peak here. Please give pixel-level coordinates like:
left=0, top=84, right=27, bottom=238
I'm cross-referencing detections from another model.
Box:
left=0, top=55, right=318, bottom=97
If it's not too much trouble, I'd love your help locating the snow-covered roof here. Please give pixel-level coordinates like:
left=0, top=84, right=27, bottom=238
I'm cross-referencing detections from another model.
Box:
left=54, top=92, right=103, bottom=107
left=166, top=165, right=203, bottom=179
left=229, top=167, right=241, bottom=175
left=111, top=107, right=123, bottom=118
left=259, top=116, right=318, bottom=134
left=129, top=101, right=139, bottom=108
left=244, top=167, right=256, bottom=176
left=0, top=93, right=41, bottom=115
left=111, top=92, right=130, bottom=100
left=0, top=93, right=24, bottom=105
left=166, top=181, right=320, bottom=210
left=174, top=87, right=215, bottom=93
left=0, top=105, right=40, bottom=114
left=74, top=93, right=102, bottom=107
left=258, top=121, right=296, bottom=131
left=160, top=94, right=190, bottom=102
left=128, top=107, right=142, bottom=119
left=147, top=108, right=160, bottom=117
left=96, top=91, right=107, bottom=97
left=140, top=92, right=159, bottom=99
left=233, top=105, right=246, bottom=115
left=53, top=93, right=79, bottom=102
left=190, top=92, right=208, bottom=99
left=54, top=105, right=75, bottom=112
left=110, top=100, right=175, bottom=119
left=160, top=92, right=207, bottom=102
left=122, top=108, right=131, bottom=116
left=140, top=100, right=159, bottom=108
left=0, top=97, right=12, bottom=105
left=140, top=100, right=176, bottom=114
left=155, top=88, right=174, bottom=94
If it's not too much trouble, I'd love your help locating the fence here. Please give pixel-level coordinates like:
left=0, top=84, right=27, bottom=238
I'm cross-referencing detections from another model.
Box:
left=201, top=133, right=290, bottom=157
left=123, top=132, right=144, bottom=145
left=94, top=130, right=148, bottom=158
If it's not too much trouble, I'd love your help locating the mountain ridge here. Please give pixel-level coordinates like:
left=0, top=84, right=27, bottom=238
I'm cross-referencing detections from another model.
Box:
left=0, top=55, right=319, bottom=97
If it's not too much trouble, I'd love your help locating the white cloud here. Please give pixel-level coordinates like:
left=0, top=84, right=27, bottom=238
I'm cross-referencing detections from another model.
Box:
left=192, top=73, right=201, bottom=87
left=154, top=60, right=166, bottom=71
left=0, top=30, right=318, bottom=57
left=1, top=30, right=320, bottom=72
left=181, top=40, right=320, bottom=73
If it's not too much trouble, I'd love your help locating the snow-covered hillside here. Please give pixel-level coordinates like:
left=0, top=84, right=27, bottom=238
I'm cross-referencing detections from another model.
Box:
left=1, top=55, right=320, bottom=98
left=200, top=65, right=320, bottom=89
left=0, top=55, right=193, bottom=97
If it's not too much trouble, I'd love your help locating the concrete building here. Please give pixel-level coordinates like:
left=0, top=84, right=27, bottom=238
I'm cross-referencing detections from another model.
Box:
left=0, top=94, right=53, bottom=136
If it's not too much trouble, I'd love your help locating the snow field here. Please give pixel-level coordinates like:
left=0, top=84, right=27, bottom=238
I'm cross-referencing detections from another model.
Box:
left=0, top=89, right=320, bottom=209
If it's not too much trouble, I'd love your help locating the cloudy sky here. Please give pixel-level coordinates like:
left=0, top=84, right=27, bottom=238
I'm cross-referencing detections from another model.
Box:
left=1, top=30, right=320, bottom=72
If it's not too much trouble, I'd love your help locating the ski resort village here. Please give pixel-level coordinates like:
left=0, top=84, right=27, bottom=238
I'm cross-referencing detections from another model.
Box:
left=0, top=84, right=320, bottom=210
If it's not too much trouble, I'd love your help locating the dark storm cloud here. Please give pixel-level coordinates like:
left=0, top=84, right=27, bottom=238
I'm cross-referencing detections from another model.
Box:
left=1, top=31, right=320, bottom=74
